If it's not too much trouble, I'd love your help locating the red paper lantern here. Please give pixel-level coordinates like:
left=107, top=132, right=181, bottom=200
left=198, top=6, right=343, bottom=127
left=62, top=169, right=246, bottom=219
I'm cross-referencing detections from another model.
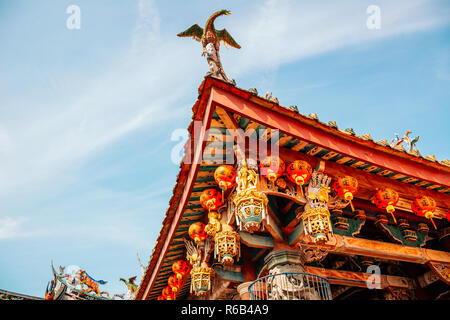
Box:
left=200, top=188, right=223, bottom=211
left=286, top=160, right=312, bottom=196
left=373, top=188, right=399, bottom=223
left=172, top=260, right=190, bottom=280
left=260, top=156, right=285, bottom=183
left=188, top=222, right=208, bottom=244
left=214, top=165, right=236, bottom=198
left=157, top=295, right=165, bottom=300
left=333, top=176, right=359, bottom=211
left=168, top=274, right=184, bottom=293
left=412, top=196, right=437, bottom=229
left=162, top=286, right=176, bottom=300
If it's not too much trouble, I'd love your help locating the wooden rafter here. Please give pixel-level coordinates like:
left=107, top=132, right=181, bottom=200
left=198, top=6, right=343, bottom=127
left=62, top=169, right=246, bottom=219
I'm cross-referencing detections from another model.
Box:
left=210, top=85, right=450, bottom=188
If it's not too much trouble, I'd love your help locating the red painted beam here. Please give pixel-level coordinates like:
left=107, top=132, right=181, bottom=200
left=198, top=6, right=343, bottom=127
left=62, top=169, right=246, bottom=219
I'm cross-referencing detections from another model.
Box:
left=210, top=86, right=450, bottom=188
left=304, top=266, right=413, bottom=289
left=139, top=87, right=215, bottom=300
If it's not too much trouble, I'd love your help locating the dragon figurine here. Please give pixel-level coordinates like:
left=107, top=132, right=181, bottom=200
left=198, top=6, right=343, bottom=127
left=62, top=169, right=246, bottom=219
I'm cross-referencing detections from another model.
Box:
left=177, top=9, right=241, bottom=82
left=77, top=269, right=109, bottom=297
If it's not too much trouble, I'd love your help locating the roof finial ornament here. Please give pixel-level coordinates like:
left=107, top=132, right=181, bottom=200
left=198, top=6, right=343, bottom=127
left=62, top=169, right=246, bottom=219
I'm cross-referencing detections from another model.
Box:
left=177, top=9, right=241, bottom=83
left=390, top=130, right=420, bottom=154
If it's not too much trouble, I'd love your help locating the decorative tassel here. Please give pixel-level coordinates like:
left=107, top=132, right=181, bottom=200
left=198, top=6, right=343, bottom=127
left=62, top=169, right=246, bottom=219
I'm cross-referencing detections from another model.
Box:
left=390, top=212, right=397, bottom=224
left=297, top=184, right=304, bottom=197
left=430, top=218, right=437, bottom=230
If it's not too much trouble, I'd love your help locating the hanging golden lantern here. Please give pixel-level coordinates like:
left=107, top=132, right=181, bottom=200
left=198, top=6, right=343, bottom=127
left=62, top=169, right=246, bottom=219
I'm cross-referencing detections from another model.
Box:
left=302, top=205, right=332, bottom=244
left=200, top=188, right=223, bottom=212
left=188, top=222, right=208, bottom=244
left=214, top=165, right=237, bottom=199
left=373, top=188, right=399, bottom=223
left=260, top=155, right=285, bottom=188
left=172, top=260, right=190, bottom=280
left=190, top=266, right=215, bottom=296
left=214, top=230, right=240, bottom=265
left=286, top=160, right=312, bottom=197
left=168, top=274, right=184, bottom=293
left=232, top=159, right=268, bottom=233
left=333, top=176, right=359, bottom=211
left=412, top=196, right=437, bottom=229
left=233, top=190, right=268, bottom=233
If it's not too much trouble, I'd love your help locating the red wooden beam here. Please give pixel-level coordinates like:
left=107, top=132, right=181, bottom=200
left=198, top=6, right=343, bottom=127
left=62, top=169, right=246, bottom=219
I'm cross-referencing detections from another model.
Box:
left=139, top=87, right=215, bottom=300
left=304, top=266, right=413, bottom=289
left=210, top=86, right=450, bottom=188
left=276, top=145, right=450, bottom=211
left=298, top=234, right=450, bottom=265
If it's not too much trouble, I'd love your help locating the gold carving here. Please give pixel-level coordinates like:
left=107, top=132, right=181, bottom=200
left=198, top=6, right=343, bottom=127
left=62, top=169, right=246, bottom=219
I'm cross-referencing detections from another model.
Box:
left=190, top=266, right=215, bottom=296
left=300, top=170, right=333, bottom=244
left=214, top=230, right=241, bottom=265
left=232, top=159, right=268, bottom=233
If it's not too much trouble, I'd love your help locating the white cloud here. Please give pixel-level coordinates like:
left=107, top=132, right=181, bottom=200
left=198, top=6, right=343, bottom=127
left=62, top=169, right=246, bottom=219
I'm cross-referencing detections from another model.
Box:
left=435, top=51, right=450, bottom=80
left=226, top=0, right=450, bottom=75
left=0, top=217, right=29, bottom=239
left=0, top=0, right=448, bottom=197
left=0, top=0, right=201, bottom=196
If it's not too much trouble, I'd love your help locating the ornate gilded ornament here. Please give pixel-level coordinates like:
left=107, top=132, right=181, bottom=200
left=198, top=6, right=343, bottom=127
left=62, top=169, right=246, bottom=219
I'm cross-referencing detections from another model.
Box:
left=177, top=10, right=240, bottom=82
left=204, top=211, right=222, bottom=236
left=184, top=238, right=215, bottom=296
left=214, top=230, right=240, bottom=265
left=190, top=266, right=215, bottom=296
left=232, top=159, right=268, bottom=233
left=301, top=170, right=333, bottom=244
left=298, top=244, right=329, bottom=263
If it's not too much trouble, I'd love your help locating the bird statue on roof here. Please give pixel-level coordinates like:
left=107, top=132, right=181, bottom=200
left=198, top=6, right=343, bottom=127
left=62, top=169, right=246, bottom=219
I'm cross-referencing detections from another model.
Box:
left=390, top=130, right=420, bottom=154
left=120, top=276, right=138, bottom=299
left=177, top=9, right=241, bottom=82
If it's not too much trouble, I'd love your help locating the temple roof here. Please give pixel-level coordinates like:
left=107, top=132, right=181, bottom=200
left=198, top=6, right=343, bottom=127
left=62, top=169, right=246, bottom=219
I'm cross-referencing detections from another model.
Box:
left=0, top=288, right=43, bottom=300
left=136, top=76, right=450, bottom=300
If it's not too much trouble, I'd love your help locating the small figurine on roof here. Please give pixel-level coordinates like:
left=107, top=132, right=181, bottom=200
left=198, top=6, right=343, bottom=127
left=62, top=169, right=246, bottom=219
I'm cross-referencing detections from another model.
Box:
left=177, top=9, right=241, bottom=82
left=390, top=130, right=420, bottom=154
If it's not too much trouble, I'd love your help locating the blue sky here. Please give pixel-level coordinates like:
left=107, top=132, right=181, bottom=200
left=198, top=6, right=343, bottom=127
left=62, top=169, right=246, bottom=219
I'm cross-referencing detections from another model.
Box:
left=0, top=0, right=449, bottom=297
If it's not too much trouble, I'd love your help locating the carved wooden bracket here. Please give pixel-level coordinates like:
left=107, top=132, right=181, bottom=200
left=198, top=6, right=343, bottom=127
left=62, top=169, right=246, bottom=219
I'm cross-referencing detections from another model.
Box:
left=331, top=209, right=366, bottom=237
left=376, top=218, right=428, bottom=248
left=427, top=261, right=450, bottom=285
left=385, top=287, right=416, bottom=300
